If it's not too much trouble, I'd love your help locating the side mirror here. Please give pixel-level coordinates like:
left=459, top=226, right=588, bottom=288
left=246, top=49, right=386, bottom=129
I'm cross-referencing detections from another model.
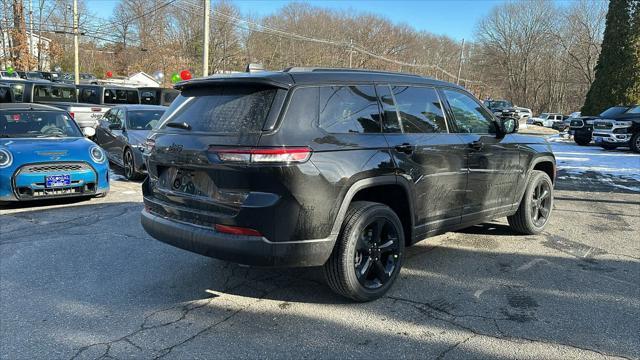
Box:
left=83, top=127, right=96, bottom=137
left=499, top=117, right=517, bottom=135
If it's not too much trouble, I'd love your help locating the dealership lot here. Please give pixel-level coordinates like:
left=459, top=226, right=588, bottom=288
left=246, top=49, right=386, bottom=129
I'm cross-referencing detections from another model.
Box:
left=1, top=141, right=639, bottom=360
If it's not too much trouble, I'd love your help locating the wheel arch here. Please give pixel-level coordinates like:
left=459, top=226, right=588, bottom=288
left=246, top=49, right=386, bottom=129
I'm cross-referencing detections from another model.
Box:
left=329, top=176, right=415, bottom=246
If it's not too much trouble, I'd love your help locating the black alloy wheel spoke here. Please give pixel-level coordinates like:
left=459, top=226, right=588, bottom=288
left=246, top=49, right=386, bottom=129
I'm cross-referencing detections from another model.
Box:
left=353, top=216, right=401, bottom=290
left=373, top=260, right=390, bottom=282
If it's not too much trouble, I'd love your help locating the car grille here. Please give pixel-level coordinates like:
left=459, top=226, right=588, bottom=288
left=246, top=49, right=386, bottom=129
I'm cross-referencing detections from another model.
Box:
left=21, top=162, right=91, bottom=174
left=593, top=121, right=613, bottom=130
left=570, top=119, right=584, bottom=128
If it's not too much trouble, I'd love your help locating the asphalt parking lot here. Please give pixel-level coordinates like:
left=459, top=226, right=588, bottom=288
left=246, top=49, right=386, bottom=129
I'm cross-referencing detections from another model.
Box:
left=1, top=142, right=639, bottom=360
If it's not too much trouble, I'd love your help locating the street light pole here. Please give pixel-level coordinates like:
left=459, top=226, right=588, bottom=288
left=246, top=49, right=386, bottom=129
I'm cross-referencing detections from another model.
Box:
left=456, top=38, right=465, bottom=85
left=73, top=0, right=79, bottom=84
left=203, top=0, right=210, bottom=77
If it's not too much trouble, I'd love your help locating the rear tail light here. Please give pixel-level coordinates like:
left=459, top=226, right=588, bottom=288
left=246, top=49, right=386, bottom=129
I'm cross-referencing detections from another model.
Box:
left=69, top=112, right=75, bottom=119
left=91, top=108, right=101, bottom=112
left=210, top=147, right=312, bottom=164
left=214, top=224, right=262, bottom=237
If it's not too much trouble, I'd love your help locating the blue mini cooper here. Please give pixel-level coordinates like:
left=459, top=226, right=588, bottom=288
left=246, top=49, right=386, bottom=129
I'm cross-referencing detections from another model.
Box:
left=0, top=103, right=109, bottom=203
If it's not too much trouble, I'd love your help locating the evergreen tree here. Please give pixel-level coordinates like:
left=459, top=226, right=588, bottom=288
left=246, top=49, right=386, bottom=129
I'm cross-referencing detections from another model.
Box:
left=626, top=1, right=640, bottom=104
left=582, top=0, right=634, bottom=115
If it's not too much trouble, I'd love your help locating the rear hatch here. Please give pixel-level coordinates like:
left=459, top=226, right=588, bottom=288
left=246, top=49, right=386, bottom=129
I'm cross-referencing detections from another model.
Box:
left=144, top=81, right=290, bottom=223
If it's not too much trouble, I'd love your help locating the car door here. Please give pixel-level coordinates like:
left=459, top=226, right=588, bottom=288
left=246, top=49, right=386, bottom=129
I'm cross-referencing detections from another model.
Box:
left=95, top=109, right=116, bottom=159
left=101, top=108, right=124, bottom=165
left=110, top=109, right=127, bottom=165
left=440, top=88, right=522, bottom=226
left=378, top=84, right=467, bottom=236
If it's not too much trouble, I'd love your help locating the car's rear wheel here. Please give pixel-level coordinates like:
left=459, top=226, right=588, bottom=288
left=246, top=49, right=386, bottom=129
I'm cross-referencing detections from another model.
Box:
left=123, top=149, right=142, bottom=181
left=323, top=201, right=404, bottom=302
left=508, top=170, right=553, bottom=235
left=600, top=143, right=618, bottom=150
left=631, top=133, right=640, bottom=153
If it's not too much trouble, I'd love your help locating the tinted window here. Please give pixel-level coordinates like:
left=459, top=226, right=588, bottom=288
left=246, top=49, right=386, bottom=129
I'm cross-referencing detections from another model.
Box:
left=390, top=86, right=447, bottom=133
left=0, top=87, right=13, bottom=103
left=10, top=84, right=24, bottom=102
left=163, top=91, right=178, bottom=105
left=627, top=106, right=640, bottom=114
left=376, top=85, right=402, bottom=133
left=443, top=89, right=495, bottom=134
left=319, top=85, right=380, bottom=133
left=104, top=89, right=139, bottom=104
left=126, top=110, right=165, bottom=130
left=0, top=111, right=82, bottom=138
left=33, top=85, right=76, bottom=102
left=159, top=86, right=276, bottom=134
left=79, top=87, right=100, bottom=104
left=140, top=90, right=158, bottom=105
left=600, top=106, right=630, bottom=117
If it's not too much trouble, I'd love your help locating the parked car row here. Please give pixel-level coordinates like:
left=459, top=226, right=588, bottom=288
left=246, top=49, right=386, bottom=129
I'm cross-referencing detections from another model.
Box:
left=0, top=69, right=98, bottom=84
left=569, top=105, right=640, bottom=152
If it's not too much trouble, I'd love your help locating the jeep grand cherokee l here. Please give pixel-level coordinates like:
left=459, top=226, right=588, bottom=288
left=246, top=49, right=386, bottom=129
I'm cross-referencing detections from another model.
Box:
left=141, top=68, right=556, bottom=301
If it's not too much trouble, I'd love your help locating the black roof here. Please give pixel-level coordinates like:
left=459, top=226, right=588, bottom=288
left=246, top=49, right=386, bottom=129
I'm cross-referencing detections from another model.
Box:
left=77, top=84, right=138, bottom=90
left=0, top=103, right=67, bottom=111
left=175, top=68, right=463, bottom=91
left=111, top=104, right=168, bottom=111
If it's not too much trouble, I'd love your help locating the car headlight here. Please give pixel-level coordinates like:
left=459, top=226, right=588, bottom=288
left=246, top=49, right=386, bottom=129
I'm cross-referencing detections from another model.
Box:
left=0, top=148, right=12, bottom=168
left=90, top=146, right=106, bottom=163
left=615, top=121, right=632, bottom=127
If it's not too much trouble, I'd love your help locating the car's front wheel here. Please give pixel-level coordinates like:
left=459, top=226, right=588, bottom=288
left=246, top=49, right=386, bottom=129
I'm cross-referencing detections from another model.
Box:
left=323, top=201, right=404, bottom=302
left=574, top=132, right=592, bottom=146
left=631, top=133, right=640, bottom=153
left=508, top=170, right=554, bottom=235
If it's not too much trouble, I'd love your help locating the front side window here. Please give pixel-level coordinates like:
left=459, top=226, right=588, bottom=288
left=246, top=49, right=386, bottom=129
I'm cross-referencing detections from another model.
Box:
left=390, top=86, right=447, bottom=133
left=319, top=85, right=380, bottom=134
left=442, top=89, right=495, bottom=134
left=0, top=111, right=82, bottom=138
left=79, top=87, right=100, bottom=104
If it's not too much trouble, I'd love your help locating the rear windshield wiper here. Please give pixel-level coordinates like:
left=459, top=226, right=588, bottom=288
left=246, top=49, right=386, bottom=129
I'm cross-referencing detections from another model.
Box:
left=166, top=122, right=192, bottom=130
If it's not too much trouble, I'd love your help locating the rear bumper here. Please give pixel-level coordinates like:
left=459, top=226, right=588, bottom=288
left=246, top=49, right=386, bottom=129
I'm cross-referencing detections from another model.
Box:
left=141, top=209, right=335, bottom=267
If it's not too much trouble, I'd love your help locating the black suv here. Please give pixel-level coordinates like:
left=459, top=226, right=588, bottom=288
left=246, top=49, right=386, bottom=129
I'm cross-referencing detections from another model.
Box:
left=141, top=68, right=556, bottom=301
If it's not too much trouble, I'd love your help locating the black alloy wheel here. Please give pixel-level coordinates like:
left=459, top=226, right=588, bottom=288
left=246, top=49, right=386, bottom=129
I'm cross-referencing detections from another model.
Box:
left=530, top=179, right=552, bottom=228
left=124, top=149, right=137, bottom=180
left=354, top=217, right=401, bottom=290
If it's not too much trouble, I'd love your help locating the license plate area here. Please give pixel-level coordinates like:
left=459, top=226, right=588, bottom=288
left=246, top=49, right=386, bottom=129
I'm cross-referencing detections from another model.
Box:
left=45, top=174, right=71, bottom=188
left=159, top=167, right=218, bottom=198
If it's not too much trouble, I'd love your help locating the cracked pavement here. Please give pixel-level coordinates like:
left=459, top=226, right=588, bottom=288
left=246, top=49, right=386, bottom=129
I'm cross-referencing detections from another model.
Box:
left=1, top=169, right=639, bottom=359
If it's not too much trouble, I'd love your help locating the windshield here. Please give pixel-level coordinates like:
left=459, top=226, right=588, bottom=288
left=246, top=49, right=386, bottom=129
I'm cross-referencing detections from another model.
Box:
left=33, top=85, right=77, bottom=102
left=0, top=111, right=82, bottom=138
left=627, top=106, right=640, bottom=114
left=27, top=72, right=44, bottom=80
left=127, top=110, right=166, bottom=130
left=485, top=100, right=513, bottom=109
left=600, top=106, right=631, bottom=117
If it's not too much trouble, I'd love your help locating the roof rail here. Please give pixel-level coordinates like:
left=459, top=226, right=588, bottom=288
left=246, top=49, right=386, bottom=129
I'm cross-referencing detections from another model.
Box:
left=282, top=67, right=423, bottom=78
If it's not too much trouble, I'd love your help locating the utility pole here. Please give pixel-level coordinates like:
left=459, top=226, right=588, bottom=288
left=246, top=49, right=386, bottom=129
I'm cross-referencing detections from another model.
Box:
left=202, top=0, right=210, bottom=77
left=73, top=0, right=79, bottom=84
left=28, top=0, right=33, bottom=70
left=456, top=38, right=465, bottom=85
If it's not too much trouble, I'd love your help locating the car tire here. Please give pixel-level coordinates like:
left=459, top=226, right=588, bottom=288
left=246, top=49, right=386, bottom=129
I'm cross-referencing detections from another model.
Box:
left=323, top=201, right=405, bottom=302
left=574, top=133, right=592, bottom=146
left=123, top=148, right=142, bottom=181
left=631, top=133, right=640, bottom=153
left=600, top=143, right=617, bottom=150
left=508, top=170, right=554, bottom=235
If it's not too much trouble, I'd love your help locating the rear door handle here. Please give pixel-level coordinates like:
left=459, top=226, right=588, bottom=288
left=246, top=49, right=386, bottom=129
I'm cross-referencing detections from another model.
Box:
left=469, top=140, right=483, bottom=151
left=395, top=143, right=414, bottom=154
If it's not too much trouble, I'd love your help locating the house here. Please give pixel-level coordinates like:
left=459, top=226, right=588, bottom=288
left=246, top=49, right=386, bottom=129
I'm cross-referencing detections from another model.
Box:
left=0, top=31, right=51, bottom=71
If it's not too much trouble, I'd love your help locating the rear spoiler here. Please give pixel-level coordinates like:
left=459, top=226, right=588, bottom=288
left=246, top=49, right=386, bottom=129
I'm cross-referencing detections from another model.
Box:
left=174, top=75, right=293, bottom=91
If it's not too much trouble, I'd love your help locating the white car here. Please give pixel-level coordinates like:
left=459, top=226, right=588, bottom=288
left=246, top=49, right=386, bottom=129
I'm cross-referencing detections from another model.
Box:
left=514, top=107, right=533, bottom=120
left=530, top=113, right=564, bottom=127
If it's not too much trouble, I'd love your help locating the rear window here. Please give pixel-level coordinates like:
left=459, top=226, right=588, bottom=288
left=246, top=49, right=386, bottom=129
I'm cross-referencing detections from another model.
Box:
left=319, top=85, right=380, bottom=133
left=159, top=86, right=276, bottom=133
left=33, top=85, right=76, bottom=102
left=104, top=88, right=139, bottom=104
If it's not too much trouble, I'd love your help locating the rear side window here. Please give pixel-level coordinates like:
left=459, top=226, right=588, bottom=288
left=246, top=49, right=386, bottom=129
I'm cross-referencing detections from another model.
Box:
left=33, top=85, right=76, bottom=102
left=104, top=89, right=139, bottom=104
left=390, top=86, right=447, bottom=133
left=159, top=86, right=277, bottom=134
left=319, top=85, right=380, bottom=133
left=79, top=88, right=100, bottom=104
